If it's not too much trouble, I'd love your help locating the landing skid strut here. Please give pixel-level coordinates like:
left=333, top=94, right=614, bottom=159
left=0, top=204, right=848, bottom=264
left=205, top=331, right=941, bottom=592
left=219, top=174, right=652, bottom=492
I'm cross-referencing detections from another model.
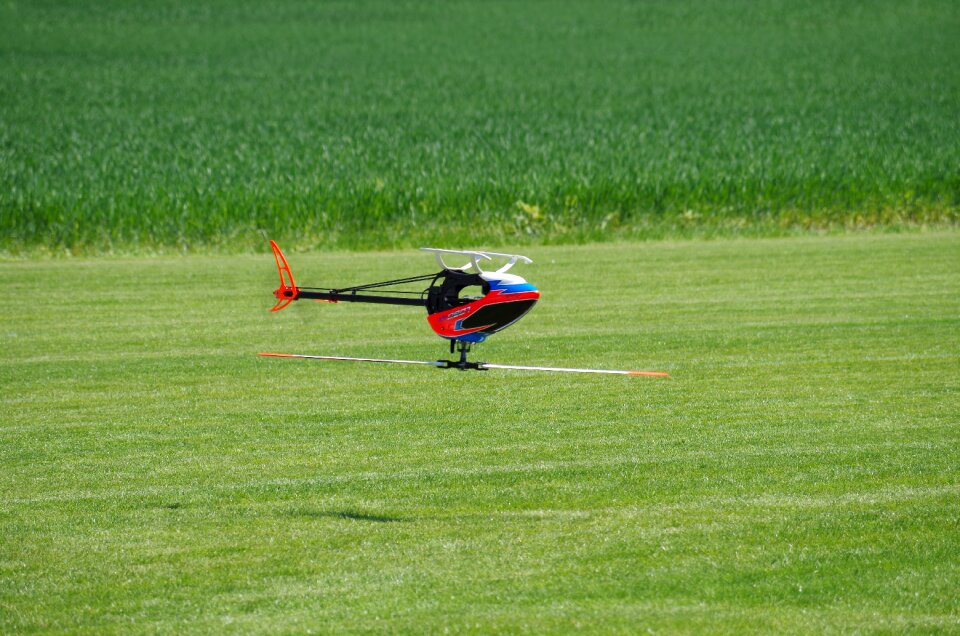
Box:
left=437, top=339, right=486, bottom=371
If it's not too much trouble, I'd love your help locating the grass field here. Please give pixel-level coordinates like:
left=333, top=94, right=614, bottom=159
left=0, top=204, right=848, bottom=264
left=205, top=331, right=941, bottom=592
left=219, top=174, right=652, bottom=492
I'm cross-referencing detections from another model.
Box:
left=1, top=232, right=958, bottom=632
left=2, top=0, right=959, bottom=253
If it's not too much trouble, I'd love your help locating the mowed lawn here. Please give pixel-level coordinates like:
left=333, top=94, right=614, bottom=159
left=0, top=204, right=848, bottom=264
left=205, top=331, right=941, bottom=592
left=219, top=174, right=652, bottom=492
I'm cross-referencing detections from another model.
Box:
left=1, top=233, right=958, bottom=633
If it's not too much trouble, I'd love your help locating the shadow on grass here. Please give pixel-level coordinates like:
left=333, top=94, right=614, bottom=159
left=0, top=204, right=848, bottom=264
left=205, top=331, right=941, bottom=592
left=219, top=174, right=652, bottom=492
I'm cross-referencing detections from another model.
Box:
left=284, top=508, right=410, bottom=523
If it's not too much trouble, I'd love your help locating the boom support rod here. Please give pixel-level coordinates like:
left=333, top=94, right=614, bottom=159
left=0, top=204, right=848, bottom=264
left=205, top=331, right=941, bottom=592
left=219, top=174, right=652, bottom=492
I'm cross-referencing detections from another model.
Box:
left=295, top=289, right=425, bottom=307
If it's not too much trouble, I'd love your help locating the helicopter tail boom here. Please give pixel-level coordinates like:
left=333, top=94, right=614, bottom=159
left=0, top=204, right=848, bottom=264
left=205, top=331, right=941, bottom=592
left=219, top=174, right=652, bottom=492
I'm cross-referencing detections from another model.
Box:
left=268, top=240, right=429, bottom=310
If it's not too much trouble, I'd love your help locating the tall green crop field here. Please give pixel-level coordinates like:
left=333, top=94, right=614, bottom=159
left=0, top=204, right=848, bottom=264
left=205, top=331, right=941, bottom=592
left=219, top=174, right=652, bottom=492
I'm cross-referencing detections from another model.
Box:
left=2, top=0, right=959, bottom=253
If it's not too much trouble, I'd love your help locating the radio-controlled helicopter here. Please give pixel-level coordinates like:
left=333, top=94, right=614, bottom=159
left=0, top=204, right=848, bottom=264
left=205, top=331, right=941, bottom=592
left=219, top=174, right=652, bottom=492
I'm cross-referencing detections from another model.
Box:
left=258, top=241, right=668, bottom=377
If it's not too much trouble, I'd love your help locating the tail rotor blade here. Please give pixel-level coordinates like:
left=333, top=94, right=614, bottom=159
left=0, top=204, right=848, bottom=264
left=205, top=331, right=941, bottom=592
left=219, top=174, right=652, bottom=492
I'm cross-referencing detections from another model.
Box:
left=479, top=363, right=669, bottom=377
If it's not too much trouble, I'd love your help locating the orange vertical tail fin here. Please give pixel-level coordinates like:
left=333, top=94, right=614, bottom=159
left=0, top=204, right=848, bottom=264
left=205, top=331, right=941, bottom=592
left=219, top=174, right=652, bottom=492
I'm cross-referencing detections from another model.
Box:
left=269, top=240, right=299, bottom=312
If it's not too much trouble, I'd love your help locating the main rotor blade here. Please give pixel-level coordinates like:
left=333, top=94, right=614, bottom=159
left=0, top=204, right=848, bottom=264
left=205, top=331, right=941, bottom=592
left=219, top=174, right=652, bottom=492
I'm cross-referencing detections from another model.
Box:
left=258, top=352, right=445, bottom=367
left=259, top=352, right=669, bottom=376
left=479, top=363, right=669, bottom=377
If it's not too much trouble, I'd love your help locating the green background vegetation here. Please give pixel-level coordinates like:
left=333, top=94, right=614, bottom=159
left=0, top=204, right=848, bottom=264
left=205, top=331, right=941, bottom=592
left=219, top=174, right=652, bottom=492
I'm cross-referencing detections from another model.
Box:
left=2, top=233, right=958, bottom=631
left=2, top=0, right=959, bottom=253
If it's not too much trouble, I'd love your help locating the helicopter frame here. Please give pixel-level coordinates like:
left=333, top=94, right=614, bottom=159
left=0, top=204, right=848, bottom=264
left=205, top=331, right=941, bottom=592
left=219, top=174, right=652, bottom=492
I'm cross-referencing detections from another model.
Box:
left=261, top=241, right=668, bottom=377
